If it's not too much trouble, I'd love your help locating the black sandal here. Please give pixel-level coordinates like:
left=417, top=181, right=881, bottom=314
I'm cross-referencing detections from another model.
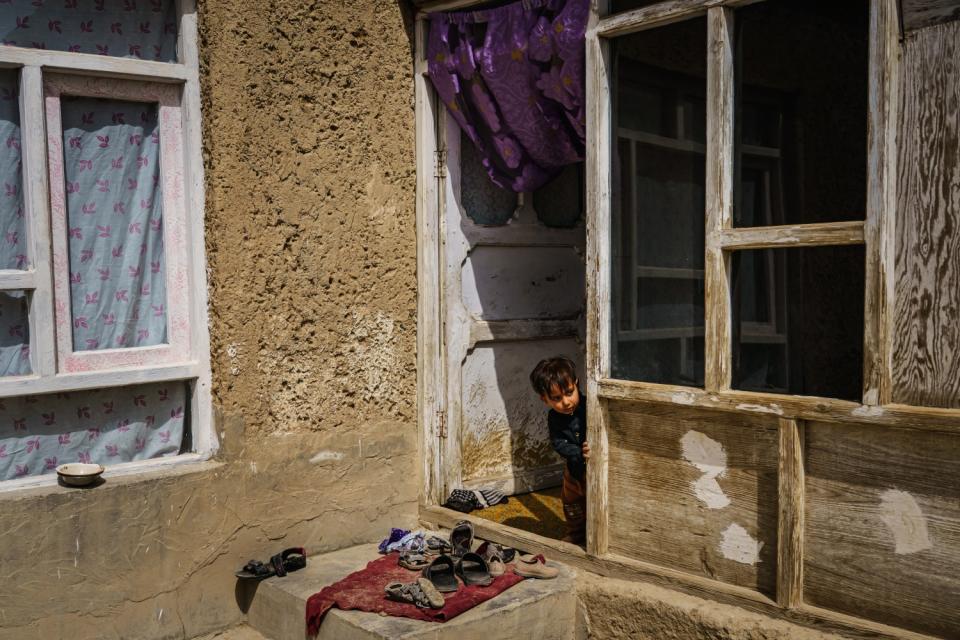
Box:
left=449, top=520, right=474, bottom=557
left=235, top=547, right=307, bottom=579
left=421, top=554, right=458, bottom=593
left=455, top=552, right=493, bottom=587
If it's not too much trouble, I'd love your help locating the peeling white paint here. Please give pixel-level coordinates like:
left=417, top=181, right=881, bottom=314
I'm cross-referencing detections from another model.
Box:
left=734, top=403, right=783, bottom=415
left=852, top=405, right=885, bottom=418
left=719, top=523, right=763, bottom=565
left=248, top=461, right=257, bottom=474
left=681, top=431, right=730, bottom=509
left=158, top=609, right=163, bottom=622
left=671, top=392, right=696, bottom=405
left=310, top=450, right=345, bottom=463
left=879, top=489, right=932, bottom=554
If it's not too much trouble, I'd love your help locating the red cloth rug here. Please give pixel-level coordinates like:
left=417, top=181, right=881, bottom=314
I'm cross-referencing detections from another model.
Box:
left=305, top=553, right=525, bottom=636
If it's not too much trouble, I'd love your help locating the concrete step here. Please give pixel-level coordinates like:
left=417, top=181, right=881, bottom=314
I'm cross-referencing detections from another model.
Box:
left=244, top=543, right=576, bottom=640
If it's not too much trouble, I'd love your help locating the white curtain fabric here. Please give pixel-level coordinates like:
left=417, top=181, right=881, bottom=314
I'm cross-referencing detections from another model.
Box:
left=63, top=96, right=168, bottom=351
left=0, top=0, right=177, bottom=62
left=0, top=381, right=186, bottom=480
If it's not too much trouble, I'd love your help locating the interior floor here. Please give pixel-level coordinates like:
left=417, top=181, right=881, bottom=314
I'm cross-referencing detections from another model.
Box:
left=471, top=486, right=567, bottom=541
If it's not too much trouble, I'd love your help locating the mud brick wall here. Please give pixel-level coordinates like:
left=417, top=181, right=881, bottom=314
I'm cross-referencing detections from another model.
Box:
left=0, top=3, right=421, bottom=639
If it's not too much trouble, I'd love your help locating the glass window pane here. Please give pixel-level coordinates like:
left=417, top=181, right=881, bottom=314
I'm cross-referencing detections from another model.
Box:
left=611, top=17, right=707, bottom=386
left=731, top=245, right=865, bottom=401
left=0, top=290, right=30, bottom=377
left=0, top=0, right=178, bottom=62
left=0, top=70, right=27, bottom=271
left=533, top=162, right=584, bottom=228
left=0, top=381, right=187, bottom=480
left=461, top=128, right=517, bottom=226
left=733, top=0, right=868, bottom=226
left=61, top=97, right=167, bottom=351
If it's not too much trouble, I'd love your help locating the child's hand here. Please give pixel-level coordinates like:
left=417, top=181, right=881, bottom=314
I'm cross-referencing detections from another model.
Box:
left=581, top=442, right=590, bottom=461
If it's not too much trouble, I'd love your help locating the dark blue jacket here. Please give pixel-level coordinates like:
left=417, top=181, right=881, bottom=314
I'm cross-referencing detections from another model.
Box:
left=547, top=395, right=587, bottom=481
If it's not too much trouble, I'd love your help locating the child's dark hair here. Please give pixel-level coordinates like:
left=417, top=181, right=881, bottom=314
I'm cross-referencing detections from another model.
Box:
left=530, top=356, right=578, bottom=397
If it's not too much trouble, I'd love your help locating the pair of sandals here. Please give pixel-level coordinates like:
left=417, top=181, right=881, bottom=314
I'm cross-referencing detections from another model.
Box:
left=235, top=547, right=307, bottom=580
left=384, top=577, right=445, bottom=609
left=421, top=552, right=493, bottom=592
left=419, top=521, right=493, bottom=593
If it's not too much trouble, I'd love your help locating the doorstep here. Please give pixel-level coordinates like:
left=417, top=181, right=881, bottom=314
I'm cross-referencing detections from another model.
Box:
left=244, top=543, right=578, bottom=640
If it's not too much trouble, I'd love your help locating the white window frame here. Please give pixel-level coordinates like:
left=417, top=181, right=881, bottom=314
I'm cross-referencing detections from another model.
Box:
left=0, top=0, right=213, bottom=491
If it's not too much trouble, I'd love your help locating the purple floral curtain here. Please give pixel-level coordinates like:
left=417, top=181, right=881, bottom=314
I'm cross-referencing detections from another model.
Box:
left=428, top=0, right=588, bottom=193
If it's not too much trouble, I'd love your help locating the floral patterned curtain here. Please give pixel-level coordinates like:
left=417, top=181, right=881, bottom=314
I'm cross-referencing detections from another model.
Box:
left=0, top=0, right=177, bottom=62
left=0, top=381, right=186, bottom=480
left=427, top=0, right=588, bottom=193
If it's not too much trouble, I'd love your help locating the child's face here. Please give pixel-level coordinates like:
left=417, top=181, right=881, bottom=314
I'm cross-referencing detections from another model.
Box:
left=540, top=379, right=580, bottom=415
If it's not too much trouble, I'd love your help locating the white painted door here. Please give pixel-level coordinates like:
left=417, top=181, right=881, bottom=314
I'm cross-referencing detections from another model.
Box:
left=440, top=115, right=586, bottom=497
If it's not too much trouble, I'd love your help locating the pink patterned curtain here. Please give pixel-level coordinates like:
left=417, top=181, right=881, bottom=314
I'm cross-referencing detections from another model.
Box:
left=0, top=0, right=177, bottom=61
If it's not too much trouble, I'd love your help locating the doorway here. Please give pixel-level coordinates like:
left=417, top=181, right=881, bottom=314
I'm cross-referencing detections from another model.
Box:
left=436, top=110, right=587, bottom=542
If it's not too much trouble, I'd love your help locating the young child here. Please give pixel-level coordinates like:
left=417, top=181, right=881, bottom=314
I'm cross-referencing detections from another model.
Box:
left=530, top=356, right=589, bottom=545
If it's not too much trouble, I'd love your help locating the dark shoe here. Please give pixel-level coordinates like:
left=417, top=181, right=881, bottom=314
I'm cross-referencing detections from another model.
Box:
left=235, top=547, right=306, bottom=579
left=449, top=520, right=474, bottom=557
left=455, top=552, right=493, bottom=587
left=421, top=554, right=459, bottom=593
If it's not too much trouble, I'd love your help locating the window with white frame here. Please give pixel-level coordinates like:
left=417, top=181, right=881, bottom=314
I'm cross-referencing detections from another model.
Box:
left=0, top=0, right=210, bottom=483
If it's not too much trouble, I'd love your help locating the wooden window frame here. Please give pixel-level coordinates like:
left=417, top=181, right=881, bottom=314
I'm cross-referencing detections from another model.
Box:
left=416, top=1, right=959, bottom=638
left=0, top=0, right=214, bottom=492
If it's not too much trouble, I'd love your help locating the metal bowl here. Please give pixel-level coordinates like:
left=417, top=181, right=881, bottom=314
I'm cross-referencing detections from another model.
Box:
left=56, top=463, right=105, bottom=487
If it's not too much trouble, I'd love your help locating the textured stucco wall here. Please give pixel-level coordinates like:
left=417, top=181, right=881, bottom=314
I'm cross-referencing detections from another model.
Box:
left=575, top=572, right=847, bottom=640
left=0, top=2, right=420, bottom=639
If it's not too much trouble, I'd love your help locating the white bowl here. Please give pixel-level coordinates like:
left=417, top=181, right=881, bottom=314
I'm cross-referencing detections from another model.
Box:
left=56, top=463, right=105, bottom=487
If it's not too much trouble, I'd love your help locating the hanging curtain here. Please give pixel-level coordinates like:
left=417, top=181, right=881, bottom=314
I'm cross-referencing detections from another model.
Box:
left=427, top=0, right=588, bottom=193
left=0, top=381, right=186, bottom=480
left=0, top=0, right=178, bottom=62
left=62, top=96, right=168, bottom=351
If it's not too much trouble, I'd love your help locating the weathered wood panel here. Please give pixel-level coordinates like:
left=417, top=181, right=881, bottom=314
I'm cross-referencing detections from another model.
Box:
left=902, top=0, right=960, bottom=31
left=805, top=421, right=960, bottom=638
left=892, top=19, right=960, bottom=408
left=607, top=400, right=779, bottom=596
left=776, top=417, right=804, bottom=609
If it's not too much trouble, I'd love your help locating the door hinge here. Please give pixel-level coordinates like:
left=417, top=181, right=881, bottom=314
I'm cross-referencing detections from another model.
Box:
left=434, top=149, right=447, bottom=179
left=437, top=410, right=447, bottom=439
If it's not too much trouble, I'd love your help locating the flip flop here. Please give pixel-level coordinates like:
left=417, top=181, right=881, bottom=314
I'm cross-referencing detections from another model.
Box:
left=449, top=520, right=474, bottom=557
left=455, top=552, right=493, bottom=587
left=421, top=554, right=459, bottom=593
left=398, top=550, right=431, bottom=571
left=235, top=547, right=307, bottom=579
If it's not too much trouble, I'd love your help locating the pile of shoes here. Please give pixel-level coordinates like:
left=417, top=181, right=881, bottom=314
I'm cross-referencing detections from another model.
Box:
left=383, top=519, right=561, bottom=609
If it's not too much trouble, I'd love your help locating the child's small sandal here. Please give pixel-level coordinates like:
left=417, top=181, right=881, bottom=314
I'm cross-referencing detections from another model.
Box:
left=398, top=551, right=430, bottom=571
